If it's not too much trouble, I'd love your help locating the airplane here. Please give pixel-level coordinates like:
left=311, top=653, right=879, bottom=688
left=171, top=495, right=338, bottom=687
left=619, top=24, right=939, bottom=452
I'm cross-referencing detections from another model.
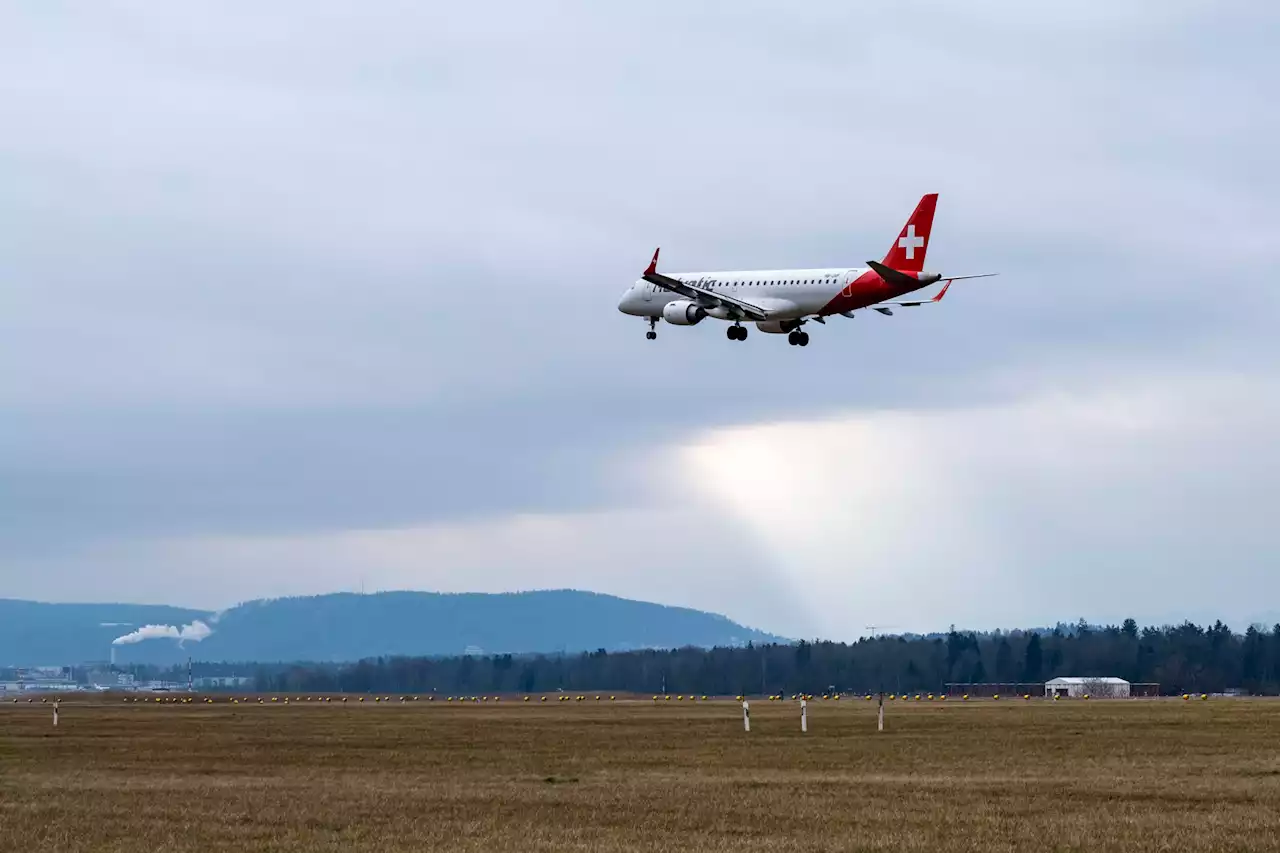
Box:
left=617, top=193, right=995, bottom=345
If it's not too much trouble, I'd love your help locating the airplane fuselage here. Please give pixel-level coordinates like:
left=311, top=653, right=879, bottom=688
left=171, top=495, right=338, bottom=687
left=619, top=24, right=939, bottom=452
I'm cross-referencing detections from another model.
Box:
left=617, top=266, right=927, bottom=325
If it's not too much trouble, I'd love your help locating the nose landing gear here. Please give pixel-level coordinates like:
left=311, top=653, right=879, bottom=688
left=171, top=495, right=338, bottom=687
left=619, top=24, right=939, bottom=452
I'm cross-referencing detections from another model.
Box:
left=645, top=317, right=658, bottom=340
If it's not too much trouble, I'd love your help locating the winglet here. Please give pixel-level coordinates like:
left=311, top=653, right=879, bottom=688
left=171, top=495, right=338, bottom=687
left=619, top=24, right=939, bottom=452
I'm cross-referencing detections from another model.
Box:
left=932, top=281, right=951, bottom=302
left=644, top=248, right=660, bottom=276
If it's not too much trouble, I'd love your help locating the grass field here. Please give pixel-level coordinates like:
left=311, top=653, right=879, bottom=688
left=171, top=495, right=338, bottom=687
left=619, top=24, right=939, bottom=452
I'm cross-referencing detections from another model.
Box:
left=2, top=694, right=1279, bottom=852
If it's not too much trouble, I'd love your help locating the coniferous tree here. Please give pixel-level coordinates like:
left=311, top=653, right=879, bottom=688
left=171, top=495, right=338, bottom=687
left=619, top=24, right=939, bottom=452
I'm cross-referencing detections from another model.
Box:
left=1022, top=633, right=1043, bottom=682
left=995, top=638, right=1015, bottom=682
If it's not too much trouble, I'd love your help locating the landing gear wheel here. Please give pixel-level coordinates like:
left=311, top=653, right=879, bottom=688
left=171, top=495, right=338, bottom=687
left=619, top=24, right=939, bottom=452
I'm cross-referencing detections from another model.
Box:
left=727, top=325, right=747, bottom=341
left=798, top=331, right=810, bottom=346
left=645, top=318, right=658, bottom=341
left=645, top=330, right=657, bottom=340
left=787, top=331, right=799, bottom=345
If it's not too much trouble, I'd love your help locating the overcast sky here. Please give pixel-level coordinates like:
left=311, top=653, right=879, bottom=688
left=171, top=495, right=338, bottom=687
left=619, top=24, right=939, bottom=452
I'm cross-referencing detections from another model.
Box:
left=3, top=1, right=1278, bottom=641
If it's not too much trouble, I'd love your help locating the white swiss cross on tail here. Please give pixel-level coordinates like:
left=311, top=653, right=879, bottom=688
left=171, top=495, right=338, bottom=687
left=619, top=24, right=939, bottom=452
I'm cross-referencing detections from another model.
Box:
left=898, top=224, right=924, bottom=259
left=881, top=193, right=938, bottom=273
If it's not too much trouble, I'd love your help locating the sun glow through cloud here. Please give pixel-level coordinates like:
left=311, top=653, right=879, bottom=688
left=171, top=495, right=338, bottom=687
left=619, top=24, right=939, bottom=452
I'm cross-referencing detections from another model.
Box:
left=676, top=413, right=1012, bottom=639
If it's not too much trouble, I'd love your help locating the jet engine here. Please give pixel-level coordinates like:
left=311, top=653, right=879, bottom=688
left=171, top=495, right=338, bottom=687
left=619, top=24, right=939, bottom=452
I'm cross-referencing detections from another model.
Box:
left=754, top=319, right=802, bottom=334
left=662, top=299, right=706, bottom=326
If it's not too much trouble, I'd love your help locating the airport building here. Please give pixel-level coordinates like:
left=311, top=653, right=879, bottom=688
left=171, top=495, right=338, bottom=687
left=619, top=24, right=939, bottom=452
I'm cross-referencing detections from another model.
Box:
left=0, top=667, right=80, bottom=695
left=1045, top=677, right=1131, bottom=698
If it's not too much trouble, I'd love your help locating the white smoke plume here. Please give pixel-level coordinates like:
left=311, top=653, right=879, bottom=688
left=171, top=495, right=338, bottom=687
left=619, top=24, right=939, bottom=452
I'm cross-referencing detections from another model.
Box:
left=111, top=620, right=213, bottom=645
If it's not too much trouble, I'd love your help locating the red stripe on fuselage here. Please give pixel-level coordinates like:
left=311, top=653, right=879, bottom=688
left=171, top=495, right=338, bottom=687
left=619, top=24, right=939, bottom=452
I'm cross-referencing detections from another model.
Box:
left=818, top=269, right=927, bottom=315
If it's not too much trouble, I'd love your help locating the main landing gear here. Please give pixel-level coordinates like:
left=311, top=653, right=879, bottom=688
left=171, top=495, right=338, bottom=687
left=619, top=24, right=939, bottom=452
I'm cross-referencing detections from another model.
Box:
left=787, top=330, right=810, bottom=346
left=726, top=324, right=747, bottom=342
left=645, top=318, right=657, bottom=340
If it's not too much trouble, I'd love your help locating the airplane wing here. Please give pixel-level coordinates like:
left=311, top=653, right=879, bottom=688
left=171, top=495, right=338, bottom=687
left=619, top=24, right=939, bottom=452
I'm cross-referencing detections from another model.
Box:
left=642, top=248, right=770, bottom=321
left=880, top=281, right=955, bottom=307
left=834, top=281, right=955, bottom=317
left=847, top=261, right=998, bottom=316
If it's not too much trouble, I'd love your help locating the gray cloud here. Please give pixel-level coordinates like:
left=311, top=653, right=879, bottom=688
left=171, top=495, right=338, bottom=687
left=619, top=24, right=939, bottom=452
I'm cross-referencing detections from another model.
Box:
left=2, top=1, right=1277, bottom=634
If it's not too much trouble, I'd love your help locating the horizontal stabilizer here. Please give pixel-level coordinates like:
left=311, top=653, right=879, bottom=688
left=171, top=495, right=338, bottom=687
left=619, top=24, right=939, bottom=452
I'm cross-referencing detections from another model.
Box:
left=866, top=260, right=942, bottom=288
left=869, top=259, right=998, bottom=287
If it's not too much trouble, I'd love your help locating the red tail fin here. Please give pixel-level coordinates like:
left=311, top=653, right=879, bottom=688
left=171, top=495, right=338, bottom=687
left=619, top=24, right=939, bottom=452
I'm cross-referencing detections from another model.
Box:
left=881, top=193, right=938, bottom=273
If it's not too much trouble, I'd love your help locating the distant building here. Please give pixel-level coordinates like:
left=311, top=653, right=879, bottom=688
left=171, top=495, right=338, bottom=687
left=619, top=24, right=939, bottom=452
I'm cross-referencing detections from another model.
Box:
left=1045, top=677, right=1131, bottom=698
left=193, top=676, right=251, bottom=690
left=3, top=666, right=79, bottom=693
left=85, top=668, right=121, bottom=689
left=141, top=680, right=186, bottom=692
left=1, top=680, right=78, bottom=693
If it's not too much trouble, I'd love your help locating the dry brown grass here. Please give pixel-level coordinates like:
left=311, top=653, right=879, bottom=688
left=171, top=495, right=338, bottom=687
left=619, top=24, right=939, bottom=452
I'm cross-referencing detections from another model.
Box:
left=2, top=694, right=1279, bottom=851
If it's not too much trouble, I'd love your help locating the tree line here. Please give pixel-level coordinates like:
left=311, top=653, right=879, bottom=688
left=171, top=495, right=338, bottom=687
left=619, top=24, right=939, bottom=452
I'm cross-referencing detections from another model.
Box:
left=125, top=619, right=1280, bottom=697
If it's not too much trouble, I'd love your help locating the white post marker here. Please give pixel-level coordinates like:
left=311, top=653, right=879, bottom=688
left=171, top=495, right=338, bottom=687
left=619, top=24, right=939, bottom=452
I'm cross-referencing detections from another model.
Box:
left=742, top=700, right=750, bottom=732
left=877, top=693, right=884, bottom=732
left=800, top=698, right=807, bottom=733
left=53, top=699, right=59, bottom=728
